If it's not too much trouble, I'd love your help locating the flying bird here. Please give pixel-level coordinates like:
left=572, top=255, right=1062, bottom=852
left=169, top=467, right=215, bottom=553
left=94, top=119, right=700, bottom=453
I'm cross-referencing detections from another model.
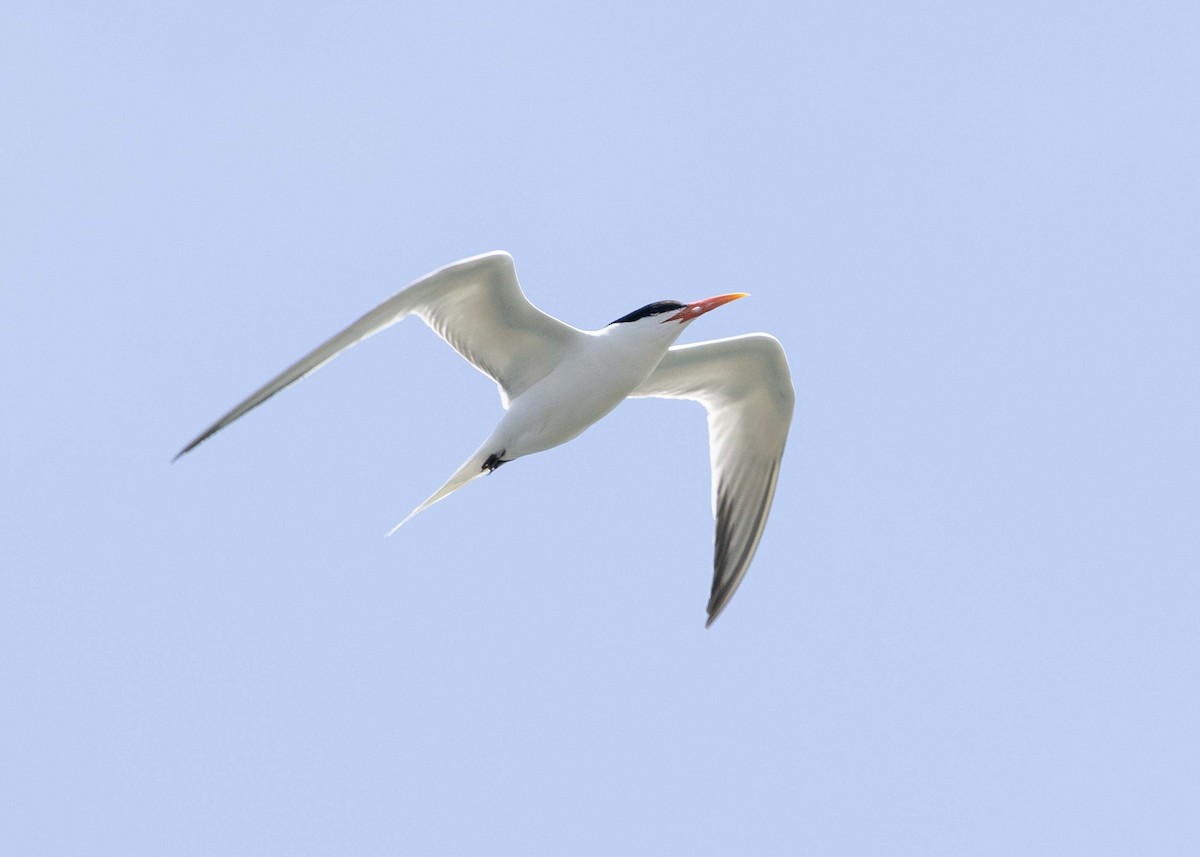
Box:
left=175, top=252, right=794, bottom=626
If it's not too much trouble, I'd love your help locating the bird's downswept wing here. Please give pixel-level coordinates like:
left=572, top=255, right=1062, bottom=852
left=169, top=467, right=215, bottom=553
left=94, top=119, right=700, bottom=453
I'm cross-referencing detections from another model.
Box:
left=175, top=251, right=582, bottom=459
left=631, top=333, right=795, bottom=626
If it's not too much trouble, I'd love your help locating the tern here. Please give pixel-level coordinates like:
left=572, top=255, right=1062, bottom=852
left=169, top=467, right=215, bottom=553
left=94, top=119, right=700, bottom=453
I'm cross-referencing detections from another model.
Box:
left=176, top=252, right=794, bottom=626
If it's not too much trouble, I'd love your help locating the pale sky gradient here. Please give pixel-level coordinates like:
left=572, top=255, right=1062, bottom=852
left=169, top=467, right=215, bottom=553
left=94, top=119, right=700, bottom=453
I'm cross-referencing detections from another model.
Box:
left=4, top=1, right=1199, bottom=854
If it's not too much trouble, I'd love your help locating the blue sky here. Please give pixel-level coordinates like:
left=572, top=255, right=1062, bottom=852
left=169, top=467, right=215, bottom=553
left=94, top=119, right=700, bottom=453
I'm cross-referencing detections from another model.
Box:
left=4, top=1, right=1198, bottom=854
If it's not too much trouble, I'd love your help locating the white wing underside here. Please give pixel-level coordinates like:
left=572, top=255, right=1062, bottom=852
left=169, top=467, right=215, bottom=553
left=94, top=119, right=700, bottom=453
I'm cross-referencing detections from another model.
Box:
left=175, top=252, right=582, bottom=458
left=631, top=334, right=795, bottom=626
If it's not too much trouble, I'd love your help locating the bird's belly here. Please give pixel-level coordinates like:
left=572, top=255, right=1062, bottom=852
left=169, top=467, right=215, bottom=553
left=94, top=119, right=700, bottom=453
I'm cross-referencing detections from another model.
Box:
left=497, top=353, right=656, bottom=458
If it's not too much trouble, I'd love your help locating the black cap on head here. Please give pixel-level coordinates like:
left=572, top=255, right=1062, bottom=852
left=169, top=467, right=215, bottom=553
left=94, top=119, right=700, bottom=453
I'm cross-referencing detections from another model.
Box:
left=610, top=300, right=685, bottom=325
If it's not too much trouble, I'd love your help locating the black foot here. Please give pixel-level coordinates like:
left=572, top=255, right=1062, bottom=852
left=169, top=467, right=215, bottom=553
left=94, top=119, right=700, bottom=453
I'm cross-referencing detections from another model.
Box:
left=482, top=451, right=509, bottom=473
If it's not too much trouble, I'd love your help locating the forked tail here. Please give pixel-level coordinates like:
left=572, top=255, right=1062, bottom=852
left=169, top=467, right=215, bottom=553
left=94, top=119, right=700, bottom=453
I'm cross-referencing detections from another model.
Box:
left=385, top=447, right=496, bottom=535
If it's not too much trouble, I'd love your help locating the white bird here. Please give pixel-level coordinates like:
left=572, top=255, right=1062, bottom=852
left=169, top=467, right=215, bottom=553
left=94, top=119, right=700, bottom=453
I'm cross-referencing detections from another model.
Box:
left=176, top=252, right=794, bottom=626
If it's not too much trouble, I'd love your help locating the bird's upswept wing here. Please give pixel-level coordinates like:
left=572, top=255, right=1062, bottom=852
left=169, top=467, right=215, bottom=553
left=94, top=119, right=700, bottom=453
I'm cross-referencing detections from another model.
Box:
left=631, top=334, right=794, bottom=626
left=175, top=252, right=582, bottom=459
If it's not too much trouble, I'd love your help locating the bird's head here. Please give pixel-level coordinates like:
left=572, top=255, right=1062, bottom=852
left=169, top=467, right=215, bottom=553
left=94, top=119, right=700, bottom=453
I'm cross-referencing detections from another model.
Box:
left=607, top=293, right=749, bottom=334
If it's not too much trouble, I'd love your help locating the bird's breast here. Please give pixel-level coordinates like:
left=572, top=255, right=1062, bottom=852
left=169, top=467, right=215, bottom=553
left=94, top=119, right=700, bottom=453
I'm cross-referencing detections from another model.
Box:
left=496, top=336, right=670, bottom=458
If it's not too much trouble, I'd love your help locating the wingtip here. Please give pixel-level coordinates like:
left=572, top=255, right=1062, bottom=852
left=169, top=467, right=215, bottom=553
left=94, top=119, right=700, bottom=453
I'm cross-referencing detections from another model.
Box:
left=173, top=429, right=214, bottom=463
left=705, top=596, right=732, bottom=628
left=385, top=506, right=423, bottom=537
